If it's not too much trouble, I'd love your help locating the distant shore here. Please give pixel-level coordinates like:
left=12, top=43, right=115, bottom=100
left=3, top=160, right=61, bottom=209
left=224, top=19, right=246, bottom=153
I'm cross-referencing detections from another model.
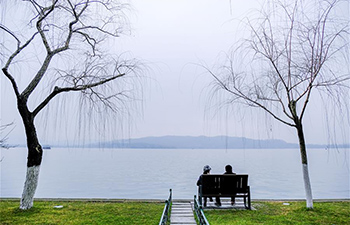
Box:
left=6, top=135, right=350, bottom=149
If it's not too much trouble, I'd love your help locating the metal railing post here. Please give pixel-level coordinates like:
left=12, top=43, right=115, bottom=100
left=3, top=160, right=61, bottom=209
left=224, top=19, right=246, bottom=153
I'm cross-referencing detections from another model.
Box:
left=193, top=195, right=210, bottom=225
left=159, top=189, right=172, bottom=225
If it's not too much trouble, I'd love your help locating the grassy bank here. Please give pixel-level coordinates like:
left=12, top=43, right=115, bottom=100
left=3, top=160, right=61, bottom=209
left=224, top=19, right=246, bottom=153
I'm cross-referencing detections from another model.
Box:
left=204, top=201, right=350, bottom=225
left=0, top=200, right=164, bottom=224
left=1, top=200, right=349, bottom=224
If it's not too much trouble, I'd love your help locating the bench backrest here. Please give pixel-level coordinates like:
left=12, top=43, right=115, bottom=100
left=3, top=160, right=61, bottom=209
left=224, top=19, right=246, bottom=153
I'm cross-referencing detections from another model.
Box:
left=201, top=174, right=249, bottom=195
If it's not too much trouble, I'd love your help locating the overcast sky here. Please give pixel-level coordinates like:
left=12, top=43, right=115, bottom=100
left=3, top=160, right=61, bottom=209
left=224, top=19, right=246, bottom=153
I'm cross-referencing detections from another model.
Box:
left=1, top=0, right=349, bottom=146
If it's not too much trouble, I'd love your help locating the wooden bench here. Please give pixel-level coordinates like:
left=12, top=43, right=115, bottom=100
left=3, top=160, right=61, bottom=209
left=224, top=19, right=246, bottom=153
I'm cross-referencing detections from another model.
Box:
left=198, top=174, right=251, bottom=209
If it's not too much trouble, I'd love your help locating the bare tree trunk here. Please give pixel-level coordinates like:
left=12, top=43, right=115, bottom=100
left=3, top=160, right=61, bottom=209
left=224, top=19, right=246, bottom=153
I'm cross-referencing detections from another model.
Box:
left=296, top=122, right=313, bottom=209
left=20, top=165, right=41, bottom=209
left=18, top=96, right=43, bottom=210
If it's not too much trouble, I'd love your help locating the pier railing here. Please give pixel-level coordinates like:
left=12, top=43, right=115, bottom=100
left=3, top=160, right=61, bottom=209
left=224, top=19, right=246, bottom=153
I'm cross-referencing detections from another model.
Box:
left=159, top=189, right=172, bottom=225
left=194, top=195, right=210, bottom=225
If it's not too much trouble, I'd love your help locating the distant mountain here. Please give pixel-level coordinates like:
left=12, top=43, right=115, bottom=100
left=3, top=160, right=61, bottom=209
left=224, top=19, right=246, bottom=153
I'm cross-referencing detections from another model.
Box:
left=13, top=135, right=349, bottom=149
left=89, top=135, right=306, bottom=149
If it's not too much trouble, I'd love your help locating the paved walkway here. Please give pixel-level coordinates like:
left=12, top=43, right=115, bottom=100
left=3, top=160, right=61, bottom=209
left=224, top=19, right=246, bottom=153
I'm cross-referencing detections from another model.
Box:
left=170, top=201, right=196, bottom=225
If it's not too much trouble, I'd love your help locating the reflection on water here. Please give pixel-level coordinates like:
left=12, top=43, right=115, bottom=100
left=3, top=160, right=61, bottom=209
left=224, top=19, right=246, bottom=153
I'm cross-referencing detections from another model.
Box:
left=1, top=147, right=349, bottom=199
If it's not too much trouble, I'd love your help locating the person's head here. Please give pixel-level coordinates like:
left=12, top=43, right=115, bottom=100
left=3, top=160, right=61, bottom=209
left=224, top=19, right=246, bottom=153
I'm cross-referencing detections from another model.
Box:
left=225, top=165, right=233, bottom=173
left=203, top=165, right=211, bottom=174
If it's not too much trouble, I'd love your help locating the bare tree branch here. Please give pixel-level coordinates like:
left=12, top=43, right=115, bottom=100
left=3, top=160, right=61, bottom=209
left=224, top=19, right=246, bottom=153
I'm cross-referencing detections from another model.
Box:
left=0, top=122, right=14, bottom=149
left=207, top=66, right=296, bottom=127
left=0, top=25, right=40, bottom=70
left=2, top=68, right=20, bottom=97
left=33, top=72, right=125, bottom=117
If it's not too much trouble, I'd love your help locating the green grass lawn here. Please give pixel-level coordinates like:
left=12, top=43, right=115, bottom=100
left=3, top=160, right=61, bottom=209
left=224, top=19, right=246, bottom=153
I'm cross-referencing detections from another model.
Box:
left=0, top=200, right=164, bottom=225
left=2, top=200, right=349, bottom=225
left=204, top=201, right=350, bottom=225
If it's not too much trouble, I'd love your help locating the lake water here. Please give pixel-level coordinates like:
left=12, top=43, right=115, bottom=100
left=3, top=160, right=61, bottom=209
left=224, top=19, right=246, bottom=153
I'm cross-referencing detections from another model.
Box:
left=1, top=147, right=349, bottom=200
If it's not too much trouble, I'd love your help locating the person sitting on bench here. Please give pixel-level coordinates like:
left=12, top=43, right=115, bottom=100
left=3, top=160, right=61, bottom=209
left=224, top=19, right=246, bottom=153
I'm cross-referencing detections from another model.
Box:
left=197, top=165, right=215, bottom=207
left=216, top=164, right=237, bottom=206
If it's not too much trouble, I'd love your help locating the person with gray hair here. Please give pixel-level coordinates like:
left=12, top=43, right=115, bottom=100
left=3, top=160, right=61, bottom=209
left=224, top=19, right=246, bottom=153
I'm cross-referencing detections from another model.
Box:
left=196, top=165, right=213, bottom=207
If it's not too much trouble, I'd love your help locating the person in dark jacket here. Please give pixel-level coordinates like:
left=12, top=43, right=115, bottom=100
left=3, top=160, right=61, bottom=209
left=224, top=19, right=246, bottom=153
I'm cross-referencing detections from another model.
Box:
left=197, top=165, right=213, bottom=207
left=216, top=164, right=237, bottom=206
left=225, top=165, right=236, bottom=205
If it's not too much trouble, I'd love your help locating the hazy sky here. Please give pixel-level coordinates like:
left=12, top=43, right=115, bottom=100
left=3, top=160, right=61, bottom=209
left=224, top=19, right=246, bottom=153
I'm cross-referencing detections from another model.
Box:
left=1, top=0, right=349, bottom=145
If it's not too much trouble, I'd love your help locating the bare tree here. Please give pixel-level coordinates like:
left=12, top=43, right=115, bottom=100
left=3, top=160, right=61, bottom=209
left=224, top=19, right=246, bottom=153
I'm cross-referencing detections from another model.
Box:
left=206, top=0, right=349, bottom=208
left=1, top=0, right=142, bottom=209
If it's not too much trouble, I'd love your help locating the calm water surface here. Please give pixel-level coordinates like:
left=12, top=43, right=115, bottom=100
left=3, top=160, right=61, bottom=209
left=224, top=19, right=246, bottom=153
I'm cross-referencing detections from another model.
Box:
left=1, top=147, right=349, bottom=199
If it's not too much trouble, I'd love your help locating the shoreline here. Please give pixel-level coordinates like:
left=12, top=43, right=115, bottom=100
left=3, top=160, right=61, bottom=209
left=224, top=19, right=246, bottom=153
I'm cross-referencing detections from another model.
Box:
left=1, top=198, right=349, bottom=203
